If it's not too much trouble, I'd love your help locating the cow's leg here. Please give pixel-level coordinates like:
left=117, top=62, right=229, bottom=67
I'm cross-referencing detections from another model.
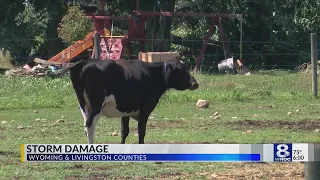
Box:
left=85, top=91, right=104, bottom=144
left=80, top=105, right=90, bottom=136
left=138, top=117, right=148, bottom=144
left=121, top=116, right=130, bottom=144
left=85, top=105, right=101, bottom=144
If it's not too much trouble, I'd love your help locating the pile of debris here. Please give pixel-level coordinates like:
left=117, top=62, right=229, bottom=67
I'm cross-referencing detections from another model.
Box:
left=299, top=61, right=320, bottom=75
left=5, top=63, right=67, bottom=78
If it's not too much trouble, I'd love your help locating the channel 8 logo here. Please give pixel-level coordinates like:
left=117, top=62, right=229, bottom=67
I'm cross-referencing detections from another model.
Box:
left=273, top=143, right=292, bottom=162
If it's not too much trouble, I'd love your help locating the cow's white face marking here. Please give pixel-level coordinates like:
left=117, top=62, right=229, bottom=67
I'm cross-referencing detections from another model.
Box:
left=180, top=60, right=184, bottom=64
left=102, top=94, right=139, bottom=118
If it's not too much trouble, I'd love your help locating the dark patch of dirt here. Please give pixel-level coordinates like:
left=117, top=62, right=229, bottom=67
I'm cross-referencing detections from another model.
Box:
left=228, top=119, right=320, bottom=131
left=130, top=120, right=186, bottom=131
left=148, top=120, right=186, bottom=129
left=150, top=172, right=184, bottom=179
left=69, top=164, right=84, bottom=169
left=0, top=151, right=16, bottom=156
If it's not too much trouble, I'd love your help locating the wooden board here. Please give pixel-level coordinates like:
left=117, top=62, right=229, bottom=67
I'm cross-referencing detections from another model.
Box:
left=34, top=58, right=75, bottom=66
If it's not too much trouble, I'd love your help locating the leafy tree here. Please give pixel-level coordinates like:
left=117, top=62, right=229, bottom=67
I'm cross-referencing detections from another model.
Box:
left=57, top=4, right=93, bottom=45
left=15, top=2, right=51, bottom=57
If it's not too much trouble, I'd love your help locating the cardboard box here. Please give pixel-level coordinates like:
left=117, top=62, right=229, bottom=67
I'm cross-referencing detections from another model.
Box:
left=138, top=52, right=180, bottom=63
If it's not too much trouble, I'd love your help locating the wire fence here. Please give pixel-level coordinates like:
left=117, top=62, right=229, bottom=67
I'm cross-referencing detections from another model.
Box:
left=0, top=37, right=313, bottom=71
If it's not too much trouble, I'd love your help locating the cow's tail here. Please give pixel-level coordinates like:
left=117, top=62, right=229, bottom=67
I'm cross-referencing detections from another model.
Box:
left=65, top=60, right=87, bottom=109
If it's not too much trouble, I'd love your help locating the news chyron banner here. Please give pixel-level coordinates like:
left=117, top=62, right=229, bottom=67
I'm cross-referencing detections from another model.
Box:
left=20, top=144, right=320, bottom=162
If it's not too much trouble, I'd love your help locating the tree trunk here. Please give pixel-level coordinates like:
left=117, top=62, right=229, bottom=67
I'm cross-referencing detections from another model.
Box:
left=143, top=0, right=176, bottom=52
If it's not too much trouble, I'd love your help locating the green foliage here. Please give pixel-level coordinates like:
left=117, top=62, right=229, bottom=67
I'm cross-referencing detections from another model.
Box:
left=15, top=2, right=50, bottom=56
left=0, top=0, right=320, bottom=67
left=295, top=0, right=320, bottom=32
left=0, top=49, right=14, bottom=69
left=57, top=4, right=93, bottom=45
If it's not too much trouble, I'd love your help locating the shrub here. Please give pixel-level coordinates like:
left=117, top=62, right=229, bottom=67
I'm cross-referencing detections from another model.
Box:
left=57, top=4, right=93, bottom=45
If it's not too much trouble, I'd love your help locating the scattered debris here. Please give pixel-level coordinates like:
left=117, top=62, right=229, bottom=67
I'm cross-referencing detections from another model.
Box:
left=33, top=110, right=38, bottom=113
left=314, top=129, right=320, bottom=133
left=17, top=126, right=24, bottom=129
left=242, top=130, right=254, bottom=135
left=41, top=128, right=47, bottom=132
left=287, top=112, right=292, bottom=115
left=1, top=121, right=7, bottom=124
left=56, top=119, right=65, bottom=123
left=232, top=117, right=238, bottom=119
left=209, top=174, right=219, bottom=178
left=111, top=131, right=118, bottom=136
left=213, top=115, right=222, bottom=120
left=5, top=63, right=67, bottom=78
left=253, top=114, right=259, bottom=117
left=35, top=118, right=41, bottom=122
left=196, top=99, right=209, bottom=108
left=296, top=109, right=300, bottom=112
left=214, top=112, right=219, bottom=116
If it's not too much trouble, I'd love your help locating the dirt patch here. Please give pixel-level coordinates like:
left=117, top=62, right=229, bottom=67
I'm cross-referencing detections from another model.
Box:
left=65, top=163, right=303, bottom=180
left=0, top=151, right=16, bottom=156
left=148, top=120, right=186, bottom=129
left=130, top=120, right=186, bottom=131
left=207, top=162, right=303, bottom=180
left=229, top=119, right=320, bottom=131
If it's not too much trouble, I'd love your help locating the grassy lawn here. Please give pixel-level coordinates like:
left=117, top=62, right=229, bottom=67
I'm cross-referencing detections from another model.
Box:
left=0, top=70, right=318, bottom=179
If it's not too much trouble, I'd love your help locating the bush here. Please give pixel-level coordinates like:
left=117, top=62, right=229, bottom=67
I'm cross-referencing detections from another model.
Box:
left=57, top=4, right=93, bottom=45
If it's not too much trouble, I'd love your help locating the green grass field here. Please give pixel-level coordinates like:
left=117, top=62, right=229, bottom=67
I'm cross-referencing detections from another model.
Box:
left=0, top=70, right=318, bottom=179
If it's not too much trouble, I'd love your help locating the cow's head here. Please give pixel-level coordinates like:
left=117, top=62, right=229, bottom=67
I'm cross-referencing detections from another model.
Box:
left=165, top=58, right=199, bottom=91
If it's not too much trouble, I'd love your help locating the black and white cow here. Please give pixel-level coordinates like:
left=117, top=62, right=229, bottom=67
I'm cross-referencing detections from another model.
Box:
left=66, top=57, right=199, bottom=144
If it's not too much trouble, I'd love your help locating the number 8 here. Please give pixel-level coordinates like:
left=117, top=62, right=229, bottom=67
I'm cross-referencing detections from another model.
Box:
left=276, top=144, right=290, bottom=158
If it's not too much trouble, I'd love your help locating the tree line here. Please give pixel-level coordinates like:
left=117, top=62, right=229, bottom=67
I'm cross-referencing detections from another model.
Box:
left=1, top=0, right=319, bottom=69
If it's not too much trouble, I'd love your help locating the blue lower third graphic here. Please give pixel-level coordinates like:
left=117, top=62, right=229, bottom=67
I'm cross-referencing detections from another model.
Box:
left=26, top=154, right=261, bottom=162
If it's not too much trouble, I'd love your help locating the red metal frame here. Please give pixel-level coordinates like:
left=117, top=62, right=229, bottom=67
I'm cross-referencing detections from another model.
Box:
left=87, top=0, right=242, bottom=71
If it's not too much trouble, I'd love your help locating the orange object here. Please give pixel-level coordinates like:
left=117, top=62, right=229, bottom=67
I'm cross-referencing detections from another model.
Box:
left=48, top=28, right=111, bottom=64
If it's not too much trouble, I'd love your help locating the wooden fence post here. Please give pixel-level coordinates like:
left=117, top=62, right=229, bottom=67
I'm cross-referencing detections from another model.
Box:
left=94, top=32, right=101, bottom=60
left=311, top=33, right=318, bottom=97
